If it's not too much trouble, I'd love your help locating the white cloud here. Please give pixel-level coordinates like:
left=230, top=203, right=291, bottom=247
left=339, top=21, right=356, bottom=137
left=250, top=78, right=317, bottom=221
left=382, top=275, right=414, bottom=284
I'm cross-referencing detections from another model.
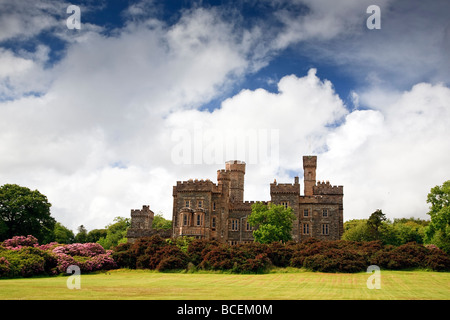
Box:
left=321, top=82, right=450, bottom=221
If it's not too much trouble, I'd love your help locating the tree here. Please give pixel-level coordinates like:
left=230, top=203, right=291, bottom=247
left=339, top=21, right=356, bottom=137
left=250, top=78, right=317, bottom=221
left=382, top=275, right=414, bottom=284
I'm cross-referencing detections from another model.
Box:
left=74, top=225, right=88, bottom=243
left=86, top=229, right=108, bottom=243
left=425, top=180, right=450, bottom=253
left=97, top=217, right=130, bottom=249
left=0, top=184, right=55, bottom=243
left=54, top=222, right=75, bottom=244
left=152, top=213, right=172, bottom=230
left=342, top=219, right=372, bottom=242
left=248, top=202, right=295, bottom=244
left=367, top=209, right=386, bottom=241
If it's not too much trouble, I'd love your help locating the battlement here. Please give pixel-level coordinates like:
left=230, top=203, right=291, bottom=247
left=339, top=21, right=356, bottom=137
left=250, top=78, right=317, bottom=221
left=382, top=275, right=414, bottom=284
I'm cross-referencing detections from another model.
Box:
left=131, top=205, right=153, bottom=216
left=175, top=179, right=217, bottom=192
left=231, top=201, right=268, bottom=211
left=313, top=180, right=343, bottom=195
left=270, top=180, right=300, bottom=194
left=217, top=169, right=231, bottom=181
left=303, top=155, right=317, bottom=167
left=225, top=160, right=246, bottom=173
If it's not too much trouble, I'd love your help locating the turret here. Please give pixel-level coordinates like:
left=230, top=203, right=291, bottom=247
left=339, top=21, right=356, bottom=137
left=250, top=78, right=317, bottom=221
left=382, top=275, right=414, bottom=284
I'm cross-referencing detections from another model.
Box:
left=225, top=160, right=246, bottom=202
left=303, top=155, right=317, bottom=196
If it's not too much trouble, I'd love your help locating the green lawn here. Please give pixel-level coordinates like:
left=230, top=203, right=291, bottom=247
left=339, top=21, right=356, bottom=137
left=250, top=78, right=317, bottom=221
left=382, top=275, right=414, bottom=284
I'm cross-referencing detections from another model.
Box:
left=0, top=269, right=449, bottom=300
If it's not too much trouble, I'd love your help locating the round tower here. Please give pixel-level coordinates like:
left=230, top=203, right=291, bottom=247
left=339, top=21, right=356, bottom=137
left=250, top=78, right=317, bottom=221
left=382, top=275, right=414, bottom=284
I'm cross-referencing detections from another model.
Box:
left=225, top=160, right=246, bottom=202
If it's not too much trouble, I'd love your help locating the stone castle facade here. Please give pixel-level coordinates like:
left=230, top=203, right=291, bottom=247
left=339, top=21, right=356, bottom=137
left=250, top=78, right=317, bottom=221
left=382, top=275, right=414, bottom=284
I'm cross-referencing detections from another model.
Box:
left=128, top=156, right=343, bottom=244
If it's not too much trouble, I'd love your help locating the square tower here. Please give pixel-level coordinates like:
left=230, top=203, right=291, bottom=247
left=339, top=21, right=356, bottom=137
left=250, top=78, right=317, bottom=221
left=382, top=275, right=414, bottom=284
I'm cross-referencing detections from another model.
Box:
left=303, top=155, right=317, bottom=196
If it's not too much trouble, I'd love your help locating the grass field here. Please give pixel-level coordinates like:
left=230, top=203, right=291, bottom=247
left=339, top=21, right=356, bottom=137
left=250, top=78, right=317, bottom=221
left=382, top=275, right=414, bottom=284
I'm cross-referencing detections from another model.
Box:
left=0, top=269, right=449, bottom=300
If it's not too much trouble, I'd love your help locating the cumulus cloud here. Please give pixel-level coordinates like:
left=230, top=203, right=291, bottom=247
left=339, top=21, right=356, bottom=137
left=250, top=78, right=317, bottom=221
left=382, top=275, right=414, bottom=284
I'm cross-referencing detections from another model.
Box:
left=320, top=82, right=450, bottom=221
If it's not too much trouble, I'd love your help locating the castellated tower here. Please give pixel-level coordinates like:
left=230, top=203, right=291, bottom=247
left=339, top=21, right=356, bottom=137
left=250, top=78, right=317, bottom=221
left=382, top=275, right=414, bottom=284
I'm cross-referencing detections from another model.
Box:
left=225, top=160, right=246, bottom=203
left=303, top=155, right=317, bottom=196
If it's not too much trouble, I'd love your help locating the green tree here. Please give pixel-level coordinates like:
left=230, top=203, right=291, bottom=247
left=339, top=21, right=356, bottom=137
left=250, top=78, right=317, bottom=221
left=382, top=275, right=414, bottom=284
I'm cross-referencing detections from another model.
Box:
left=54, top=222, right=75, bottom=244
left=97, top=217, right=130, bottom=249
left=0, top=184, right=55, bottom=243
left=342, top=219, right=372, bottom=242
left=86, top=228, right=108, bottom=243
left=248, top=202, right=295, bottom=244
left=425, top=180, right=450, bottom=253
left=74, top=225, right=88, bottom=243
left=367, top=209, right=386, bottom=241
left=152, top=213, right=172, bottom=230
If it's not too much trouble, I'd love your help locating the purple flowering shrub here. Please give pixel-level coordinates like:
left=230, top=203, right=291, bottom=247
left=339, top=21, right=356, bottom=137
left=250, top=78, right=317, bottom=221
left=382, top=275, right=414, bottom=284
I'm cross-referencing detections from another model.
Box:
left=0, top=236, right=117, bottom=278
left=2, top=235, right=39, bottom=250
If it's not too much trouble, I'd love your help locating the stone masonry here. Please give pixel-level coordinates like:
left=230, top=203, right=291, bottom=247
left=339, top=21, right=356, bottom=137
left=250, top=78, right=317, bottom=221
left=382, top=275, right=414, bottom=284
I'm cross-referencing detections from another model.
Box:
left=129, top=155, right=343, bottom=244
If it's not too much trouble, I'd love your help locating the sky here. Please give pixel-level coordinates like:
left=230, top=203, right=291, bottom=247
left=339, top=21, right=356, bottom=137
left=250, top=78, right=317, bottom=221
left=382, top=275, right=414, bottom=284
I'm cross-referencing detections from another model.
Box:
left=0, top=0, right=449, bottom=232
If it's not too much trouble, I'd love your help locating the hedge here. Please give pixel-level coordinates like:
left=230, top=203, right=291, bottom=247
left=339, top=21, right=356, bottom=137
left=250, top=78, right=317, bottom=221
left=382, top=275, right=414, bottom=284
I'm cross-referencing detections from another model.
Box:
left=112, top=235, right=450, bottom=273
left=2, top=235, right=450, bottom=278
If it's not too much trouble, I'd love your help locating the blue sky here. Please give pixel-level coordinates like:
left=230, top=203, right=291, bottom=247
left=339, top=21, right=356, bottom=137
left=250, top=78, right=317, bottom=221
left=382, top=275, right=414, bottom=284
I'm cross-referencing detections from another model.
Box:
left=0, top=0, right=449, bottom=231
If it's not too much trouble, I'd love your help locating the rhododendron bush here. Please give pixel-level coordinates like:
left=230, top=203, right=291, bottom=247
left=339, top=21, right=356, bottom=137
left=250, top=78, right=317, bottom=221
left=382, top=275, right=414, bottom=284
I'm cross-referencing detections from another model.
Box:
left=0, top=235, right=117, bottom=278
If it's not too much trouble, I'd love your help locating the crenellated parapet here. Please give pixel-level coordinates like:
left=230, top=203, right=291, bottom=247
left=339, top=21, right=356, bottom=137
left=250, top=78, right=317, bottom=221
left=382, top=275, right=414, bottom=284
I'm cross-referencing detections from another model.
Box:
left=174, top=179, right=217, bottom=192
left=313, top=181, right=343, bottom=195
left=270, top=181, right=300, bottom=194
left=230, top=200, right=268, bottom=211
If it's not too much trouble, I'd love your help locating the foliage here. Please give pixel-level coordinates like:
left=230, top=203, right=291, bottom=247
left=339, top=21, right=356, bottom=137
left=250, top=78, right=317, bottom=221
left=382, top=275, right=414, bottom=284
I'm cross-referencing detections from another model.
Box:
left=343, top=217, right=430, bottom=247
left=74, top=225, right=88, bottom=243
left=110, top=234, right=450, bottom=274
left=152, top=213, right=172, bottom=230
left=53, top=222, right=75, bottom=244
left=248, top=202, right=296, bottom=244
left=2, top=232, right=450, bottom=278
left=0, top=235, right=117, bottom=278
left=366, top=209, right=386, bottom=240
left=97, top=217, right=130, bottom=249
left=0, top=184, right=55, bottom=243
left=425, top=180, right=450, bottom=253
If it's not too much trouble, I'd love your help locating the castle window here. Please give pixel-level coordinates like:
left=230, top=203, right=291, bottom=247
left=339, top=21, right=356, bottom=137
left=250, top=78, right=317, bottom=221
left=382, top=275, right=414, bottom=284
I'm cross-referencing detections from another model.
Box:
left=198, top=200, right=203, bottom=208
left=323, top=209, right=328, bottom=217
left=213, top=202, right=216, bottom=211
left=322, top=224, right=329, bottom=235
left=185, top=200, right=190, bottom=208
left=212, top=217, right=216, bottom=229
left=246, top=220, right=252, bottom=231
left=230, top=219, right=239, bottom=231
left=303, top=223, right=310, bottom=235
left=196, top=214, right=203, bottom=226
left=303, top=209, right=309, bottom=217
left=183, top=214, right=189, bottom=226
left=281, top=201, right=289, bottom=209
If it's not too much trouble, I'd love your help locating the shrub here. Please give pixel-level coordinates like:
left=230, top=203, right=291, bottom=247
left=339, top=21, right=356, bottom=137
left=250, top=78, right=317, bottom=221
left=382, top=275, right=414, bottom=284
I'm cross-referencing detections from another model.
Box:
left=303, top=248, right=367, bottom=273
left=370, top=242, right=429, bottom=270
left=112, top=243, right=136, bottom=269
left=0, top=257, right=11, bottom=277
left=267, top=242, right=293, bottom=267
left=2, top=235, right=39, bottom=249
left=423, top=247, right=450, bottom=271
left=186, top=239, right=219, bottom=266
left=199, top=245, right=234, bottom=271
left=237, top=253, right=271, bottom=273
left=157, top=256, right=187, bottom=271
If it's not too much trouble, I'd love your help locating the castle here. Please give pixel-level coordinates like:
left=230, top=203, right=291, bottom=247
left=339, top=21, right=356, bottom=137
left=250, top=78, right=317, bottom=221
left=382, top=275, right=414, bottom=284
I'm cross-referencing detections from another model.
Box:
left=127, top=156, right=343, bottom=244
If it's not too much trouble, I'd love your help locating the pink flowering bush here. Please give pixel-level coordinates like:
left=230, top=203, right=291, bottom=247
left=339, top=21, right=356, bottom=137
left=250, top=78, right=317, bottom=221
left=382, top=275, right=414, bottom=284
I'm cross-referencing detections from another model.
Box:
left=0, top=236, right=117, bottom=278
left=2, top=235, right=39, bottom=250
left=52, top=242, right=105, bottom=257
